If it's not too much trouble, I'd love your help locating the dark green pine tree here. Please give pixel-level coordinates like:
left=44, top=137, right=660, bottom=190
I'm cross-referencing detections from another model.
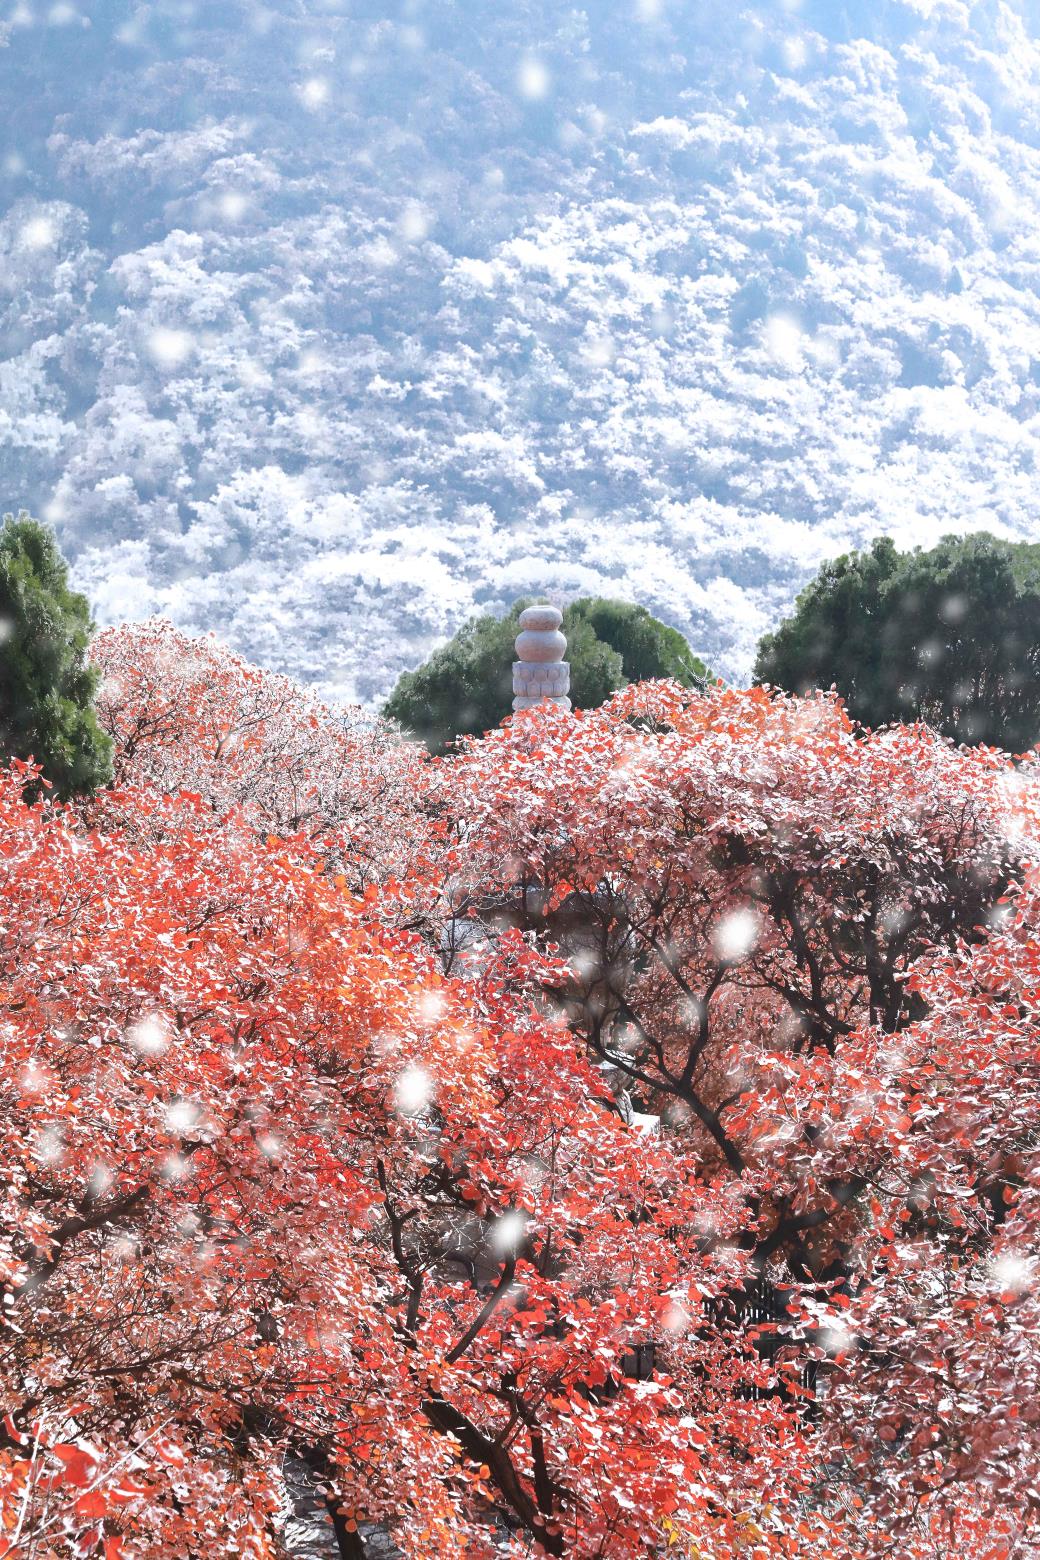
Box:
left=755, top=532, right=1040, bottom=751
left=384, top=596, right=710, bottom=752
left=0, top=513, right=112, bottom=798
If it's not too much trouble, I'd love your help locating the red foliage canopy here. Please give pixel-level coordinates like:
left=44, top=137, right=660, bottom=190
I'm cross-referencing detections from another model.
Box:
left=433, top=681, right=1040, bottom=1556
left=1, top=638, right=1038, bottom=1559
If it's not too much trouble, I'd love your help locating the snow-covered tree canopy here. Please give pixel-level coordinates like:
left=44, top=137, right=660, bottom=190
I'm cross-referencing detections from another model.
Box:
left=2, top=0, right=1040, bottom=698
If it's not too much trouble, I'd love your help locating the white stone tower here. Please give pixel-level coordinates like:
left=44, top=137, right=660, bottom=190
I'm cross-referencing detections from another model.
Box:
left=512, top=604, right=571, bottom=712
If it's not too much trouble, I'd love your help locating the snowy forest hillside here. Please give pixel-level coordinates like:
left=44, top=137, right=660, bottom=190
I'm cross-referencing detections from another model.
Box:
left=3, top=0, right=1040, bottom=699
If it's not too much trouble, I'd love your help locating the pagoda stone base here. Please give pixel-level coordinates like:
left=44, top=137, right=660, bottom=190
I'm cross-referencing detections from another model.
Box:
left=512, top=658, right=571, bottom=711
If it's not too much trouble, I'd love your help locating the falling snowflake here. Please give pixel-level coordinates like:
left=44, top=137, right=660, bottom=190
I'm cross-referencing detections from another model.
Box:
left=764, top=313, right=804, bottom=370
left=298, top=77, right=329, bottom=109
left=395, top=1065, right=433, bottom=1115
left=165, top=1098, right=200, bottom=1134
left=87, top=1164, right=114, bottom=1199
left=34, top=1127, right=64, bottom=1166
left=990, top=1252, right=1033, bottom=1295
left=19, top=215, right=55, bottom=249
left=398, top=203, right=430, bottom=243
left=711, top=907, right=760, bottom=963
left=18, top=1061, right=47, bottom=1095
left=218, top=190, right=250, bottom=222
left=817, top=1323, right=856, bottom=1356
left=782, top=36, right=808, bottom=70
left=517, top=56, right=550, bottom=100
left=582, top=332, right=616, bottom=368
left=126, top=1014, right=171, bottom=1056
left=662, top=1301, right=691, bottom=1334
left=146, top=327, right=193, bottom=369
left=416, top=990, right=446, bottom=1024
left=490, top=1210, right=527, bottom=1253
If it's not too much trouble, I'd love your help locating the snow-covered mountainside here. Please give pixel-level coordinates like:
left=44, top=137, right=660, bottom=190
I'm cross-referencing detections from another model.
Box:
left=2, top=0, right=1039, bottom=700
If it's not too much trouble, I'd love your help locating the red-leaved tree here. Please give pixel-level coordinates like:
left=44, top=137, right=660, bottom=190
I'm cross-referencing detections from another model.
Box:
left=770, top=860, right=1040, bottom=1557
left=429, top=681, right=1039, bottom=1554
left=0, top=755, right=832, bottom=1559
left=91, top=620, right=423, bottom=889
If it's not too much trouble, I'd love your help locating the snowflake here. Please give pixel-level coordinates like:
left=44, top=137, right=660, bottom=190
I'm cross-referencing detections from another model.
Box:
left=490, top=1210, right=527, bottom=1254
left=395, top=1065, right=433, bottom=1115
left=517, top=56, right=550, bottom=100
left=711, top=907, right=759, bottom=963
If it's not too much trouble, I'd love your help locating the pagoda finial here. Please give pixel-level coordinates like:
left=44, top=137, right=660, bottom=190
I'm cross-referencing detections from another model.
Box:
left=512, top=604, right=571, bottom=712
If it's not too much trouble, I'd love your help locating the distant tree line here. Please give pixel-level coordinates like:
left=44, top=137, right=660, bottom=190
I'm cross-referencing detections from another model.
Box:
left=387, top=534, right=1040, bottom=754
left=383, top=595, right=711, bottom=753
left=2, top=510, right=1040, bottom=800
left=755, top=532, right=1040, bottom=752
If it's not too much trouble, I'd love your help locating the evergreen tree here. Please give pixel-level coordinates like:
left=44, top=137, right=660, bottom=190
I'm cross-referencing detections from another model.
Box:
left=0, top=512, right=112, bottom=797
left=384, top=596, right=710, bottom=751
left=755, top=532, right=1040, bottom=750
left=567, top=596, right=707, bottom=687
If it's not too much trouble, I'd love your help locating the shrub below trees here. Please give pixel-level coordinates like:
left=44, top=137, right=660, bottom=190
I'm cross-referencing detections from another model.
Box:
left=0, top=512, right=111, bottom=798
left=383, top=596, right=709, bottom=751
left=755, top=532, right=1040, bottom=750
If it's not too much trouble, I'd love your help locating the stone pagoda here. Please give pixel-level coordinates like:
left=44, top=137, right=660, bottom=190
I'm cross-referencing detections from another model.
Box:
left=512, top=604, right=571, bottom=712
